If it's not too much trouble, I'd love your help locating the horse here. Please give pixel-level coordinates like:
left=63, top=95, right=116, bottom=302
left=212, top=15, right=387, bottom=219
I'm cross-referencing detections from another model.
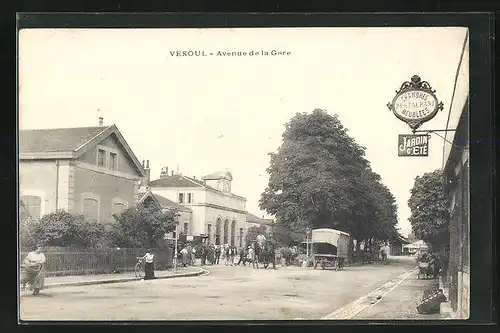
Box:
left=252, top=240, right=276, bottom=269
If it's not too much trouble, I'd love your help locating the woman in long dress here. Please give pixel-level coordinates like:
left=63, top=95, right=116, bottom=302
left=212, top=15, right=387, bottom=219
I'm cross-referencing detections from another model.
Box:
left=141, top=250, right=155, bottom=280
left=21, top=245, right=46, bottom=296
left=180, top=247, right=189, bottom=267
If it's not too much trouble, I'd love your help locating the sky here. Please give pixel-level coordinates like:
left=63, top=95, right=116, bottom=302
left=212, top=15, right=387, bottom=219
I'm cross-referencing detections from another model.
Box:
left=19, top=27, right=468, bottom=237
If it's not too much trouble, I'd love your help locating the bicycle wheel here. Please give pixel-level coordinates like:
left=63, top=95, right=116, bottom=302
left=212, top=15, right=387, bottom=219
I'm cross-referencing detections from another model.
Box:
left=135, top=263, right=144, bottom=279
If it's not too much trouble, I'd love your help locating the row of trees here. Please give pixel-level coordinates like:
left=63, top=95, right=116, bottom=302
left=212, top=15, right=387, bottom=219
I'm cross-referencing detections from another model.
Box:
left=20, top=201, right=178, bottom=250
left=259, top=109, right=400, bottom=252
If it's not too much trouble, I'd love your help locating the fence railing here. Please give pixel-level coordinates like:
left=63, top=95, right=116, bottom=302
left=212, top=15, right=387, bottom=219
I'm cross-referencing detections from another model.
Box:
left=19, top=247, right=173, bottom=277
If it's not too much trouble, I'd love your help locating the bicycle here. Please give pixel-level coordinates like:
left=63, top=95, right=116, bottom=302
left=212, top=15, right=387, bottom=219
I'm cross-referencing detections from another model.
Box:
left=134, top=257, right=145, bottom=279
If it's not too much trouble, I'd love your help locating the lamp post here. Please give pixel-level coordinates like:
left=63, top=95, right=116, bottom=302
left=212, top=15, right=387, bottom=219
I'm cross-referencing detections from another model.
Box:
left=174, top=222, right=179, bottom=271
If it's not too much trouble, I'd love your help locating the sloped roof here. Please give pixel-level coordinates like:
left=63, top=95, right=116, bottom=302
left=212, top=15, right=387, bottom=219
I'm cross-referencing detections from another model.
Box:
left=246, top=213, right=274, bottom=225
left=19, top=124, right=145, bottom=177
left=19, top=126, right=107, bottom=153
left=154, top=193, right=192, bottom=213
left=202, top=170, right=233, bottom=181
left=149, top=175, right=204, bottom=188
left=138, top=190, right=192, bottom=213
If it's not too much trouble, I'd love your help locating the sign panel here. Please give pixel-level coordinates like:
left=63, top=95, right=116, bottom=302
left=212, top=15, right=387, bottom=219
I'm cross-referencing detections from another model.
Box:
left=398, top=134, right=429, bottom=156
left=387, top=75, right=444, bottom=130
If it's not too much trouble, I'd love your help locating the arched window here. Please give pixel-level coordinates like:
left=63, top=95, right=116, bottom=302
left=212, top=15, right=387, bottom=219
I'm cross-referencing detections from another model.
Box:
left=112, top=198, right=128, bottom=216
left=215, top=219, right=222, bottom=245
left=239, top=228, right=244, bottom=247
left=81, top=193, right=100, bottom=222
left=20, top=195, right=42, bottom=219
left=223, top=219, right=229, bottom=245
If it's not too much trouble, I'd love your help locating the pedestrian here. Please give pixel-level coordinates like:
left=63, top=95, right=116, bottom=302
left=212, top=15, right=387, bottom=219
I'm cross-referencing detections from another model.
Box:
left=230, top=245, right=238, bottom=266
left=215, top=245, right=221, bottom=264
left=247, top=245, right=255, bottom=267
left=207, top=245, right=215, bottom=265
left=20, top=244, right=46, bottom=296
left=191, top=246, right=197, bottom=266
left=224, top=245, right=230, bottom=266
left=237, top=247, right=246, bottom=266
left=180, top=247, right=189, bottom=267
left=140, top=249, right=156, bottom=280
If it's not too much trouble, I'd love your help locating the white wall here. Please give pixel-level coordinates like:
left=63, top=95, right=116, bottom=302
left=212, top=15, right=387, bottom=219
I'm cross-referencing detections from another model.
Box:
left=205, top=189, right=246, bottom=211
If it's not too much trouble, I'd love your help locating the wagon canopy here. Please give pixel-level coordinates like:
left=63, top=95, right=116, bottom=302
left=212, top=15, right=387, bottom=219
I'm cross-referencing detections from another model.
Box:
left=311, top=228, right=350, bottom=258
left=311, top=228, right=350, bottom=245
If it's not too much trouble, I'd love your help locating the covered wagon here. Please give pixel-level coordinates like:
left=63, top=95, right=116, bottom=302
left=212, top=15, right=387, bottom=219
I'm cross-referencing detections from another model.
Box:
left=311, top=228, right=350, bottom=271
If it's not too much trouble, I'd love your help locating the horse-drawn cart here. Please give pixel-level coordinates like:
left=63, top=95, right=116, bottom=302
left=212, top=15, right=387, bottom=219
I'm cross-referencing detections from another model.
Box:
left=312, top=228, right=350, bottom=271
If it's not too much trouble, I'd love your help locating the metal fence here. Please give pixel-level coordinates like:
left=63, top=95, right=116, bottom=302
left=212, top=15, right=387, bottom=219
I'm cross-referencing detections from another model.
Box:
left=19, top=247, right=172, bottom=277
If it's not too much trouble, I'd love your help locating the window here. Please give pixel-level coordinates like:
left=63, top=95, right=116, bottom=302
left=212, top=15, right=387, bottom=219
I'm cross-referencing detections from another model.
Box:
left=187, top=193, right=193, bottom=203
left=183, top=223, right=189, bottom=234
left=178, top=193, right=184, bottom=203
left=113, top=202, right=126, bottom=215
left=83, top=198, right=99, bottom=222
left=97, top=149, right=106, bottom=167
left=109, top=152, right=117, bottom=170
left=21, top=195, right=42, bottom=219
left=239, top=228, right=244, bottom=247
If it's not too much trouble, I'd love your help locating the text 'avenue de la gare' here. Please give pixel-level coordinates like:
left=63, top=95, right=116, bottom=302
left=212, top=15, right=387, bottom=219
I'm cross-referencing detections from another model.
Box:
left=168, top=50, right=292, bottom=57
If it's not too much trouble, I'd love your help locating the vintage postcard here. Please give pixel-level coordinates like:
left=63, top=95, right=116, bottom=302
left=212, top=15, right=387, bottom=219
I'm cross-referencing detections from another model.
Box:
left=18, top=27, right=469, bottom=321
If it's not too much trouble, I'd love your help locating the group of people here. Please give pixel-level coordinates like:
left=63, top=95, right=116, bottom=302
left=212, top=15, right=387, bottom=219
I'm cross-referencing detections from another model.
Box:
left=178, top=243, right=258, bottom=267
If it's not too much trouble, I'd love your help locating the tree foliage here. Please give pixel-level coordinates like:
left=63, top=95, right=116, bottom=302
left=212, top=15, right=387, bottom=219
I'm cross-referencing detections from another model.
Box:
left=19, top=201, right=38, bottom=250
left=33, top=210, right=106, bottom=248
left=408, top=169, right=450, bottom=251
left=259, top=109, right=399, bottom=249
left=111, top=204, right=178, bottom=248
left=244, top=225, right=270, bottom=246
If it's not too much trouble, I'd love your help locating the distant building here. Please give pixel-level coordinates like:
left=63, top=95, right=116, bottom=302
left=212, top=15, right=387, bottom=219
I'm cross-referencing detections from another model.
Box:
left=387, top=235, right=410, bottom=256
left=143, top=167, right=247, bottom=247
left=245, top=213, right=275, bottom=234
left=19, top=120, right=145, bottom=226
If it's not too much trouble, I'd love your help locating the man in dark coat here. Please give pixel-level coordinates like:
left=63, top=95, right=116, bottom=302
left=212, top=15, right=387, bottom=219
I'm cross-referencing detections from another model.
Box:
left=215, top=245, right=221, bottom=265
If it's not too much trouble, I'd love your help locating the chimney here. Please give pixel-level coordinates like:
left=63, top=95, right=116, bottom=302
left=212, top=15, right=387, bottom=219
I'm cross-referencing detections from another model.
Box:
left=160, top=166, right=169, bottom=178
left=140, top=159, right=151, bottom=188
left=99, top=117, right=103, bottom=126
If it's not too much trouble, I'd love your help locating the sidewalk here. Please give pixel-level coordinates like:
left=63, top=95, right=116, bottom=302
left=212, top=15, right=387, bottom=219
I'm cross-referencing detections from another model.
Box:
left=351, top=270, right=441, bottom=320
left=43, top=266, right=207, bottom=289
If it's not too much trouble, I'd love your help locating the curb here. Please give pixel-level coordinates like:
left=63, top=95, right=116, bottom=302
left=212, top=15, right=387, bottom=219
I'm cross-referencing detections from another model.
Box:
left=44, top=268, right=207, bottom=289
left=322, top=267, right=418, bottom=320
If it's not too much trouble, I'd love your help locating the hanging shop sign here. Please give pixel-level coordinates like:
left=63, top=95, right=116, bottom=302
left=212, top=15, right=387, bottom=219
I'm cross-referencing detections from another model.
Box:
left=398, top=134, right=429, bottom=156
left=387, top=75, right=444, bottom=131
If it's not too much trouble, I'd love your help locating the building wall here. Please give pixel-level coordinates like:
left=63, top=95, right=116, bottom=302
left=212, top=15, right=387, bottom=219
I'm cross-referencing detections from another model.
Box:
left=152, top=187, right=206, bottom=205
left=78, top=133, right=138, bottom=176
left=205, top=190, right=246, bottom=211
left=72, top=163, right=138, bottom=224
left=19, top=160, right=61, bottom=217
left=205, top=207, right=246, bottom=247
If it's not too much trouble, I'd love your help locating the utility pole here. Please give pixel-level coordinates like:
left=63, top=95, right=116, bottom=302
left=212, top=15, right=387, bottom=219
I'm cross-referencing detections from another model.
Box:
left=174, top=222, right=179, bottom=271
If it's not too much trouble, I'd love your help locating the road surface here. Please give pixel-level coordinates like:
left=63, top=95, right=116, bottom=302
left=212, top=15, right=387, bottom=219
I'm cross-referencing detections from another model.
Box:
left=20, top=257, right=417, bottom=321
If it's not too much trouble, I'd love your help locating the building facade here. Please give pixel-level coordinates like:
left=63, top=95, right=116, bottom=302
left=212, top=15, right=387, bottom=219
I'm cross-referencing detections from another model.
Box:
left=145, top=168, right=248, bottom=247
left=441, top=33, right=469, bottom=320
left=19, top=122, right=145, bottom=226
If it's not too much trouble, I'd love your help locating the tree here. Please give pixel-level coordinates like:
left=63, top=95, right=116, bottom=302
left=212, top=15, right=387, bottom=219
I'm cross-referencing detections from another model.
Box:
left=111, top=204, right=178, bottom=248
left=259, top=109, right=399, bottom=254
left=245, top=225, right=270, bottom=246
left=408, top=169, right=450, bottom=252
left=34, top=210, right=106, bottom=248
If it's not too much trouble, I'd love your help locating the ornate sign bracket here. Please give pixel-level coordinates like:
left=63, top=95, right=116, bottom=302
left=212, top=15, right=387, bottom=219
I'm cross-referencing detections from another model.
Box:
left=387, top=75, right=444, bottom=131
